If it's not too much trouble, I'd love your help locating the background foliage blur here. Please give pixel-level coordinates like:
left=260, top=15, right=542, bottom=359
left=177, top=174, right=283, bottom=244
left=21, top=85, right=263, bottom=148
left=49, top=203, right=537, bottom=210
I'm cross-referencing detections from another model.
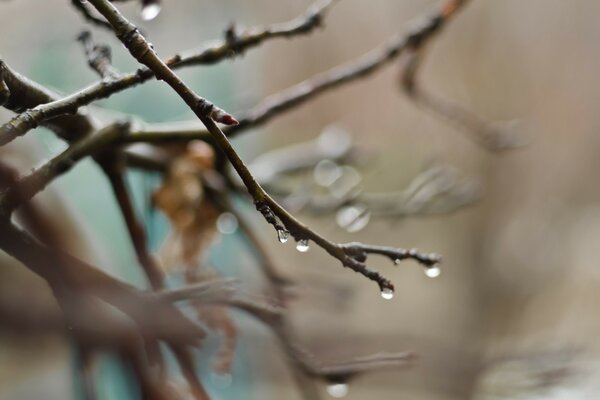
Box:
left=2, top=0, right=600, bottom=399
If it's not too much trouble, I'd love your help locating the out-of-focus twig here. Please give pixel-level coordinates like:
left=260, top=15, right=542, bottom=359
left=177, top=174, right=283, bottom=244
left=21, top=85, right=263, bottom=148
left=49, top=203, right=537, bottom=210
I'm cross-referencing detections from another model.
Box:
left=400, top=0, right=523, bottom=151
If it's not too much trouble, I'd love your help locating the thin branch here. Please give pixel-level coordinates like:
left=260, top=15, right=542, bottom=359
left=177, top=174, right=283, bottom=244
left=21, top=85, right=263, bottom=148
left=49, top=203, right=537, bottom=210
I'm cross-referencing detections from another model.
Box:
left=176, top=0, right=337, bottom=67
left=0, top=122, right=128, bottom=217
left=291, top=163, right=481, bottom=218
left=77, top=31, right=120, bottom=79
left=400, top=0, right=522, bottom=151
left=100, top=156, right=165, bottom=289
left=70, top=0, right=114, bottom=30
left=0, top=0, right=336, bottom=145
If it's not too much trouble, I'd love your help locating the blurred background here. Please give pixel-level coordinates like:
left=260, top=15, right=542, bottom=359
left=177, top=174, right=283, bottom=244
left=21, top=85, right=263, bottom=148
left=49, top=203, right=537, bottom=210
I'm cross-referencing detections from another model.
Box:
left=2, top=0, right=600, bottom=399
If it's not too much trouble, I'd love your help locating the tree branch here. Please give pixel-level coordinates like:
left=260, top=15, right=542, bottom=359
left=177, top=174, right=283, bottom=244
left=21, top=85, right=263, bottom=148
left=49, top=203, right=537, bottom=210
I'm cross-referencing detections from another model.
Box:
left=0, top=0, right=336, bottom=145
left=400, top=0, right=523, bottom=151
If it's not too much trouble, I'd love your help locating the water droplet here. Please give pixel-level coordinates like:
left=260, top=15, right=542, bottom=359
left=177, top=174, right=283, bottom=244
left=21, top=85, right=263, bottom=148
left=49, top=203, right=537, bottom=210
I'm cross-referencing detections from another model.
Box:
left=326, top=382, right=348, bottom=398
left=141, top=3, right=161, bottom=21
left=314, top=160, right=342, bottom=187
left=277, top=229, right=289, bottom=244
left=296, top=239, right=310, bottom=252
left=393, top=259, right=401, bottom=265
left=210, top=372, right=232, bottom=388
left=425, top=265, right=441, bottom=278
left=381, top=288, right=394, bottom=300
left=336, top=204, right=371, bottom=233
left=216, top=212, right=238, bottom=235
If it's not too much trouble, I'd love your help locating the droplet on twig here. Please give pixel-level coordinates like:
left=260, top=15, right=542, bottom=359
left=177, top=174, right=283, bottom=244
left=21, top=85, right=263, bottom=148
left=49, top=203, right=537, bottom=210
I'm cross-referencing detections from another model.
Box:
left=336, top=204, right=371, bottom=233
left=141, top=1, right=161, bottom=21
left=380, top=287, right=394, bottom=300
left=296, top=239, right=310, bottom=252
left=277, top=229, right=289, bottom=244
left=424, top=265, right=441, bottom=278
left=326, top=382, right=349, bottom=398
left=216, top=212, right=238, bottom=235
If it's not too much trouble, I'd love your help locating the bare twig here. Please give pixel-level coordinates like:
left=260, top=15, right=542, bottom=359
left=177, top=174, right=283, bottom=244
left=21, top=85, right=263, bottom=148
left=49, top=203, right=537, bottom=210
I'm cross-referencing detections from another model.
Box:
left=77, top=31, right=120, bottom=79
left=0, top=122, right=128, bottom=216
left=70, top=0, right=114, bottom=30
left=400, top=0, right=522, bottom=151
left=100, top=156, right=165, bottom=289
left=0, top=0, right=337, bottom=145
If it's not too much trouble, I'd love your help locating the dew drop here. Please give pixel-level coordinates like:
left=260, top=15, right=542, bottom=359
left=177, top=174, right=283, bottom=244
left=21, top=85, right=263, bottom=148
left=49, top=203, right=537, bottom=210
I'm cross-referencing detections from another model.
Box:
left=141, top=3, right=161, bottom=21
left=296, top=239, right=310, bottom=252
left=277, top=229, right=289, bottom=244
left=393, top=259, right=401, bottom=265
left=326, top=382, right=348, bottom=398
left=216, top=212, right=238, bottom=235
left=425, top=265, right=441, bottom=278
left=380, top=288, right=394, bottom=300
left=336, top=204, right=371, bottom=233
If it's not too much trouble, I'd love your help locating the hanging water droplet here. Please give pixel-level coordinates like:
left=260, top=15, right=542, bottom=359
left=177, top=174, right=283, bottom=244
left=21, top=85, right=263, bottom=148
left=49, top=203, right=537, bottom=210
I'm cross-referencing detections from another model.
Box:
left=326, top=382, right=349, bottom=398
left=141, top=2, right=161, bottom=21
left=393, top=259, right=401, bottom=265
left=210, top=372, right=232, bottom=388
left=380, top=287, right=394, bottom=300
left=336, top=204, right=371, bottom=233
left=296, top=239, right=310, bottom=252
left=216, top=212, right=238, bottom=235
left=277, top=229, right=289, bottom=244
left=425, top=265, right=441, bottom=278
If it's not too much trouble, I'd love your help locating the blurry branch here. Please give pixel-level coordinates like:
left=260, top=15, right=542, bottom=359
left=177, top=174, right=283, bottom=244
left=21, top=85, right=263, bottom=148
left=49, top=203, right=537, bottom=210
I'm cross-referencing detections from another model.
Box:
left=70, top=0, right=114, bottom=30
left=0, top=0, right=337, bottom=146
left=177, top=0, right=337, bottom=66
left=242, top=129, right=480, bottom=221
left=400, top=0, right=523, bottom=151
left=0, top=219, right=205, bottom=344
left=297, top=349, right=414, bottom=381
left=77, top=31, right=120, bottom=79
left=0, top=122, right=129, bottom=217
left=298, top=163, right=481, bottom=218
left=100, top=155, right=166, bottom=289
left=247, top=127, right=358, bottom=186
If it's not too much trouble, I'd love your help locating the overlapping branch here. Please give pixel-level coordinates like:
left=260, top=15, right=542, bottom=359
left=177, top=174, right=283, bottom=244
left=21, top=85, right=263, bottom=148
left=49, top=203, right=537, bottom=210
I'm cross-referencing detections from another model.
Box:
left=0, top=0, right=337, bottom=146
